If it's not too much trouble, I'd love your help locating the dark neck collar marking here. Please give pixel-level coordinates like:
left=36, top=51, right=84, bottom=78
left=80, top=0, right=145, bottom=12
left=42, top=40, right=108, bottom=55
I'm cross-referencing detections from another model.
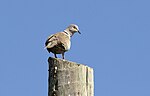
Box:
left=63, top=30, right=69, bottom=35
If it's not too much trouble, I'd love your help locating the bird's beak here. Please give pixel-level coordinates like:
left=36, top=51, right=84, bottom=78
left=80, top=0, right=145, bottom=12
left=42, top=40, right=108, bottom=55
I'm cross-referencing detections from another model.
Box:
left=78, top=30, right=81, bottom=34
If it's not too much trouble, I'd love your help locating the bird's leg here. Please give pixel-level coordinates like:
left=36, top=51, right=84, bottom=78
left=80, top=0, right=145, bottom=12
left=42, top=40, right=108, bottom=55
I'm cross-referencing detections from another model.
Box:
left=54, top=53, right=57, bottom=58
left=62, top=53, right=65, bottom=59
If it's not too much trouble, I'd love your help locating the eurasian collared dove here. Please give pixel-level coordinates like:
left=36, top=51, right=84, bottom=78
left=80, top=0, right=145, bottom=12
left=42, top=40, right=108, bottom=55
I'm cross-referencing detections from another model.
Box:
left=45, top=24, right=81, bottom=59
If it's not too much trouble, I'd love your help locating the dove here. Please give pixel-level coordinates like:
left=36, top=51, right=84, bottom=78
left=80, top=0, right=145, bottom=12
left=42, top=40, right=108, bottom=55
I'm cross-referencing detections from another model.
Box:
left=45, top=24, right=81, bottom=59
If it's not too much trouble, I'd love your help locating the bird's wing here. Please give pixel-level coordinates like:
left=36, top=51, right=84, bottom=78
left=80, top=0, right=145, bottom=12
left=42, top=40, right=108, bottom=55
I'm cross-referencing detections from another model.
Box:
left=45, top=34, right=60, bottom=49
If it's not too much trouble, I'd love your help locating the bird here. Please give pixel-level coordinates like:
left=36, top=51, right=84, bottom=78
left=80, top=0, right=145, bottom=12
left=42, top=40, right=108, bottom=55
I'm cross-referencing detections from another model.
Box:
left=45, top=24, right=81, bottom=59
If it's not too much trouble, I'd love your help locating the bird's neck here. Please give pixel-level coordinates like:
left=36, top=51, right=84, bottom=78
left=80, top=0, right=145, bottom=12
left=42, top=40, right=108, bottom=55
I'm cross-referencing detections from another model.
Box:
left=63, top=29, right=74, bottom=37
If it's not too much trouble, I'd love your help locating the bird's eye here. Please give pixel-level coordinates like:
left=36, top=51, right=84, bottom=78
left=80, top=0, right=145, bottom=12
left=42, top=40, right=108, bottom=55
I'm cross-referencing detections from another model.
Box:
left=73, top=26, right=76, bottom=29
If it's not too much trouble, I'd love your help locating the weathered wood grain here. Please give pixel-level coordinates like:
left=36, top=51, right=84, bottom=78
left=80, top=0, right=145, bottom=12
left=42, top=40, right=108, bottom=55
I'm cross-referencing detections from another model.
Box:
left=48, top=57, right=94, bottom=96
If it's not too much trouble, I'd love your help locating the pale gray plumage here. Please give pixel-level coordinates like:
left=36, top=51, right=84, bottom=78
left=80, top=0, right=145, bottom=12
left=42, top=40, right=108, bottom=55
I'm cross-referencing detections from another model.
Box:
left=45, top=24, right=80, bottom=59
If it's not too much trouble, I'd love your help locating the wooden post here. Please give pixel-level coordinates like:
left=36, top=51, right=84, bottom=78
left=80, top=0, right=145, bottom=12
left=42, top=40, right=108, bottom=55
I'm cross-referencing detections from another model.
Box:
left=48, top=57, right=94, bottom=96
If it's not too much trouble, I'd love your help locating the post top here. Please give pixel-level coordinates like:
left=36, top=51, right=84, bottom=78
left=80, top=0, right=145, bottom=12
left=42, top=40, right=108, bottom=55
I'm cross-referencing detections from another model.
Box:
left=48, top=57, right=93, bottom=70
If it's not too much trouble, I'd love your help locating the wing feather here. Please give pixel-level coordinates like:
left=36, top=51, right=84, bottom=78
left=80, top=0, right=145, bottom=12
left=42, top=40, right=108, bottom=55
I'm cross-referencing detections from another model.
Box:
left=45, top=34, right=59, bottom=49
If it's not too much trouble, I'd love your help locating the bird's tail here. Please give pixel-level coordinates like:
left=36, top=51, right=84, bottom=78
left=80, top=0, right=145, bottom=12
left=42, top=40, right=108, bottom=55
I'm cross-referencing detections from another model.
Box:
left=44, top=44, right=52, bottom=49
left=44, top=46, right=48, bottom=49
left=44, top=47, right=47, bottom=49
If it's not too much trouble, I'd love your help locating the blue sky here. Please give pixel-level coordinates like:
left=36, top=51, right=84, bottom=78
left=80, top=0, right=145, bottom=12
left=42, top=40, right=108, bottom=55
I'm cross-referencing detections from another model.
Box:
left=0, top=0, right=150, bottom=96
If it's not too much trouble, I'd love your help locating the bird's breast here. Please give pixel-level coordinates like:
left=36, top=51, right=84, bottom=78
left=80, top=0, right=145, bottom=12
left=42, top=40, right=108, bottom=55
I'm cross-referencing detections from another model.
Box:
left=60, top=32, right=71, bottom=51
left=65, top=40, right=71, bottom=51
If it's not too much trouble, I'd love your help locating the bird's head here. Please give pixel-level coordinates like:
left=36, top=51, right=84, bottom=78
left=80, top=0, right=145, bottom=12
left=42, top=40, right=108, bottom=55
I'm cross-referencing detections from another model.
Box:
left=67, top=24, right=81, bottom=34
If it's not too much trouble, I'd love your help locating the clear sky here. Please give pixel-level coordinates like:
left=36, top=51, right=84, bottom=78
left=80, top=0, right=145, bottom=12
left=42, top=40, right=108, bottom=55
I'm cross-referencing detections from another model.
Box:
left=0, top=0, right=150, bottom=96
